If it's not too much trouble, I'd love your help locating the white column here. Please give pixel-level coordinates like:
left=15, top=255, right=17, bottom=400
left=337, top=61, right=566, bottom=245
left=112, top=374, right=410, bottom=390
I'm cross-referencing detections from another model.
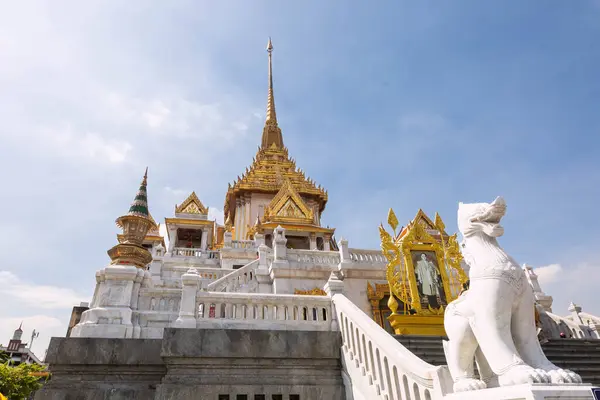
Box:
left=234, top=201, right=241, bottom=240
left=244, top=195, right=251, bottom=239
left=324, top=234, right=331, bottom=251
left=309, top=233, right=317, bottom=250
left=200, top=228, right=208, bottom=250
left=167, top=226, right=178, bottom=254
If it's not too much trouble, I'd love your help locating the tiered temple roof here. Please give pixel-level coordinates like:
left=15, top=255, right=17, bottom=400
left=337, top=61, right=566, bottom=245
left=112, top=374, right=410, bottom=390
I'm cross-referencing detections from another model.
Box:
left=224, top=39, right=328, bottom=224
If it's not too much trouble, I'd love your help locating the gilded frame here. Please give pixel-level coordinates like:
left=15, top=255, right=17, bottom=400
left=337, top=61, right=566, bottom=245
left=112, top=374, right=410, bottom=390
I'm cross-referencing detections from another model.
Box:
left=380, top=209, right=468, bottom=318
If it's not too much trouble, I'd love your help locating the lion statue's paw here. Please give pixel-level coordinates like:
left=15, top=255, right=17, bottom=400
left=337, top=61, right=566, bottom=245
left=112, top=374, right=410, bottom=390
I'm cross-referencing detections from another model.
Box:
left=498, top=365, right=550, bottom=386
left=453, top=378, right=487, bottom=392
left=547, top=368, right=583, bottom=384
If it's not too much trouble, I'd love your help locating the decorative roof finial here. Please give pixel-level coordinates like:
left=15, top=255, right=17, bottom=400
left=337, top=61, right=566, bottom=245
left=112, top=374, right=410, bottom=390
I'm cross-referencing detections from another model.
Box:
left=261, top=37, right=284, bottom=149
left=110, top=168, right=154, bottom=268
left=127, top=167, right=150, bottom=218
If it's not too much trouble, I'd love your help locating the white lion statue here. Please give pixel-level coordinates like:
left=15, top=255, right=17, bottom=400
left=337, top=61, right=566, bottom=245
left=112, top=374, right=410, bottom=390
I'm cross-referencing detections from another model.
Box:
left=443, top=197, right=582, bottom=392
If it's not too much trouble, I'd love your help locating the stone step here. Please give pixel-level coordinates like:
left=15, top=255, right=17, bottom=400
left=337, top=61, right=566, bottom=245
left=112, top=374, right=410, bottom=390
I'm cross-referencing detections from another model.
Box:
left=393, top=335, right=600, bottom=386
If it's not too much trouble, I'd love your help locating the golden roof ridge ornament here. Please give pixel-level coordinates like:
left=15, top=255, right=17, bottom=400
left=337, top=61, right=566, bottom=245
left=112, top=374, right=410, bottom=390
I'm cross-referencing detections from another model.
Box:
left=261, top=37, right=284, bottom=149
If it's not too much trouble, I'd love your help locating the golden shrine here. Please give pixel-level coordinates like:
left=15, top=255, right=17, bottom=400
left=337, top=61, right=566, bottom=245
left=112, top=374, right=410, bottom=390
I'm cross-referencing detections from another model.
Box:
left=377, top=209, right=469, bottom=336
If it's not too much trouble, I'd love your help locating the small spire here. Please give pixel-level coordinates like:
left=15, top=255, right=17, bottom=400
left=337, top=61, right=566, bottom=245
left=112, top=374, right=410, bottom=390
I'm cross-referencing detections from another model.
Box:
left=127, top=168, right=150, bottom=218
left=261, top=37, right=284, bottom=149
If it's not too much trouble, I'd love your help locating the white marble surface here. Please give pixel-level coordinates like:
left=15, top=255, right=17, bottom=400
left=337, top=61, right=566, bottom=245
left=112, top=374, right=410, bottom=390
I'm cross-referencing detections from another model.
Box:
left=443, top=383, right=595, bottom=400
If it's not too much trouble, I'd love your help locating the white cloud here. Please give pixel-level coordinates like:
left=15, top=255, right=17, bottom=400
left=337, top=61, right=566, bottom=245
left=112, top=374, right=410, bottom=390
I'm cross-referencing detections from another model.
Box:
left=0, top=315, right=67, bottom=361
left=164, top=186, right=189, bottom=197
left=534, top=263, right=563, bottom=286
left=21, top=123, right=134, bottom=165
left=208, top=207, right=225, bottom=225
left=0, top=271, right=87, bottom=310
left=534, top=261, right=600, bottom=316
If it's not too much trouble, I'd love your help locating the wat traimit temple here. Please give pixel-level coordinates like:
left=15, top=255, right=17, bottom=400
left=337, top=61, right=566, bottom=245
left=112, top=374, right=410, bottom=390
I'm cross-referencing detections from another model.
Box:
left=37, top=41, right=600, bottom=400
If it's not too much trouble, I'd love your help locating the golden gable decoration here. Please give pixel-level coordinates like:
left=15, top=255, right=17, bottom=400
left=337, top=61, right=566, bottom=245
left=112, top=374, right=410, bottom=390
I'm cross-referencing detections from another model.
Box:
left=379, top=209, right=468, bottom=336
left=263, top=179, right=314, bottom=225
left=175, top=192, right=208, bottom=215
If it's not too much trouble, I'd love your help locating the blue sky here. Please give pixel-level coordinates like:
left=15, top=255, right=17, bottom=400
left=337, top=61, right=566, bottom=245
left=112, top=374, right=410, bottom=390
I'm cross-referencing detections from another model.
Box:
left=1, top=1, right=599, bottom=357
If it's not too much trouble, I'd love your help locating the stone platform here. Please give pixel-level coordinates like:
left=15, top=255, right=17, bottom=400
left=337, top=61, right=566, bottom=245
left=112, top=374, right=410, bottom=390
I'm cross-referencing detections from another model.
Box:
left=443, top=383, right=596, bottom=400
left=35, top=328, right=345, bottom=400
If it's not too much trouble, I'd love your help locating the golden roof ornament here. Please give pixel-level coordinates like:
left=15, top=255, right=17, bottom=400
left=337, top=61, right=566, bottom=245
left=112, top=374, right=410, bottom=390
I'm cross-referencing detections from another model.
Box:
left=261, top=37, right=283, bottom=149
left=223, top=41, right=329, bottom=223
left=108, top=168, right=154, bottom=268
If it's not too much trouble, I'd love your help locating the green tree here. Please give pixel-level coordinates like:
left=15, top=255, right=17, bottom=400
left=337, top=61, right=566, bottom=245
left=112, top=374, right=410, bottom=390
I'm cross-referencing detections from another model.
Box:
left=0, top=363, right=47, bottom=400
left=0, top=350, right=9, bottom=364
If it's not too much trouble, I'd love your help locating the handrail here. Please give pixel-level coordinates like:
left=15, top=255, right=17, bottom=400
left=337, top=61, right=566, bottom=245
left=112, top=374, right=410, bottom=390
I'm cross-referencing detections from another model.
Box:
left=207, top=259, right=260, bottom=292
left=332, top=293, right=446, bottom=399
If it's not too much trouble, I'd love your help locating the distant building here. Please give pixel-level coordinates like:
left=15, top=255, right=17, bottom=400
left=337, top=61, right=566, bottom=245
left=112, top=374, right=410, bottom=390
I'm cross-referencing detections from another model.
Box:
left=66, top=302, right=90, bottom=338
left=0, top=324, right=43, bottom=366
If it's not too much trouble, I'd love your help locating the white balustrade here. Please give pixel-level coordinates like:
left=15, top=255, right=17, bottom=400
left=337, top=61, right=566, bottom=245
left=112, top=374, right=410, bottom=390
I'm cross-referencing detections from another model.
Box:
left=207, top=259, right=260, bottom=292
left=332, top=293, right=448, bottom=400
left=348, top=248, right=388, bottom=264
left=142, top=291, right=182, bottom=312
left=172, top=247, right=220, bottom=259
left=287, top=249, right=341, bottom=266
left=195, top=292, right=333, bottom=331
left=543, top=310, right=595, bottom=339
left=231, top=240, right=256, bottom=249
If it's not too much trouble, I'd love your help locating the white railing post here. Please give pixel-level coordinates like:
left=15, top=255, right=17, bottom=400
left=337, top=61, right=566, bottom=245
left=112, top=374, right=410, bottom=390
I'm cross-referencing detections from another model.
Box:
left=224, top=231, right=232, bottom=248
left=324, top=271, right=344, bottom=332
left=256, top=244, right=273, bottom=293
left=175, top=268, right=200, bottom=328
left=273, top=226, right=287, bottom=262
left=337, top=237, right=353, bottom=276
left=254, top=233, right=265, bottom=247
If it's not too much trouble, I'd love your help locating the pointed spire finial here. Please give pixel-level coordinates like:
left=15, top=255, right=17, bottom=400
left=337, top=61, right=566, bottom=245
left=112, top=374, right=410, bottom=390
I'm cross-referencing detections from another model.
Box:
left=127, top=168, right=150, bottom=218
left=261, top=38, right=284, bottom=149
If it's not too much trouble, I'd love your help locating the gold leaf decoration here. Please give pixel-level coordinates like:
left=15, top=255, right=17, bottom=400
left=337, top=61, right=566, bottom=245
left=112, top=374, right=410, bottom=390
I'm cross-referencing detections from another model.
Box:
left=434, top=212, right=445, bottom=234
left=387, top=208, right=399, bottom=232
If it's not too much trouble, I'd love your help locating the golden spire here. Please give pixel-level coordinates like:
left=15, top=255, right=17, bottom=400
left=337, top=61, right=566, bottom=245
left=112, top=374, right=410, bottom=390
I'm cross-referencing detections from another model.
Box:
left=108, top=168, right=154, bottom=268
left=261, top=37, right=284, bottom=149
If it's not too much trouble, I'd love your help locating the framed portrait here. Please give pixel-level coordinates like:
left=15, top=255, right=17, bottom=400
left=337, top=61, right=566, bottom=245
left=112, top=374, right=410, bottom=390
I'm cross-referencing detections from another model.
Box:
left=410, top=250, right=447, bottom=310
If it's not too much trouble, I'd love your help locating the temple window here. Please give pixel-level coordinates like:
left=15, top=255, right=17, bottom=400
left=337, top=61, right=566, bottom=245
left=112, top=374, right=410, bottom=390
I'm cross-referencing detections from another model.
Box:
left=316, top=237, right=324, bottom=250
left=174, top=228, right=202, bottom=248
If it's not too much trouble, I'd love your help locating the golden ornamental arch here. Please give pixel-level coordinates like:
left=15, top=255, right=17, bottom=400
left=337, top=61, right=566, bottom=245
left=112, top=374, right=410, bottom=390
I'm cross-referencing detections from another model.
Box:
left=379, top=209, right=469, bottom=335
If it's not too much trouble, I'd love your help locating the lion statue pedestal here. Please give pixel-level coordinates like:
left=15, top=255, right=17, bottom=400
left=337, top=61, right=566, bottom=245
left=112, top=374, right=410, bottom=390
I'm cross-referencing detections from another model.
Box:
left=441, top=197, right=593, bottom=399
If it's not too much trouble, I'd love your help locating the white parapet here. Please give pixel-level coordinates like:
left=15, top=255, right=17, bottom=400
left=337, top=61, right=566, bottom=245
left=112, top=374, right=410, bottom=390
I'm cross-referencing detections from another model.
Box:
left=194, top=291, right=334, bottom=331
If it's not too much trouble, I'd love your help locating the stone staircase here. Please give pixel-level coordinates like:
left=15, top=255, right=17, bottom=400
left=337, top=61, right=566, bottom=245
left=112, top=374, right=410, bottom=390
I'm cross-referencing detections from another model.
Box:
left=394, top=335, right=600, bottom=386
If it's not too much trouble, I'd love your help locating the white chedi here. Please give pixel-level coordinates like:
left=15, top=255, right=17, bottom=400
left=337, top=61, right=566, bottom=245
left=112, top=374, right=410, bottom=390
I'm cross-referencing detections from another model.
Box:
left=443, top=197, right=582, bottom=392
